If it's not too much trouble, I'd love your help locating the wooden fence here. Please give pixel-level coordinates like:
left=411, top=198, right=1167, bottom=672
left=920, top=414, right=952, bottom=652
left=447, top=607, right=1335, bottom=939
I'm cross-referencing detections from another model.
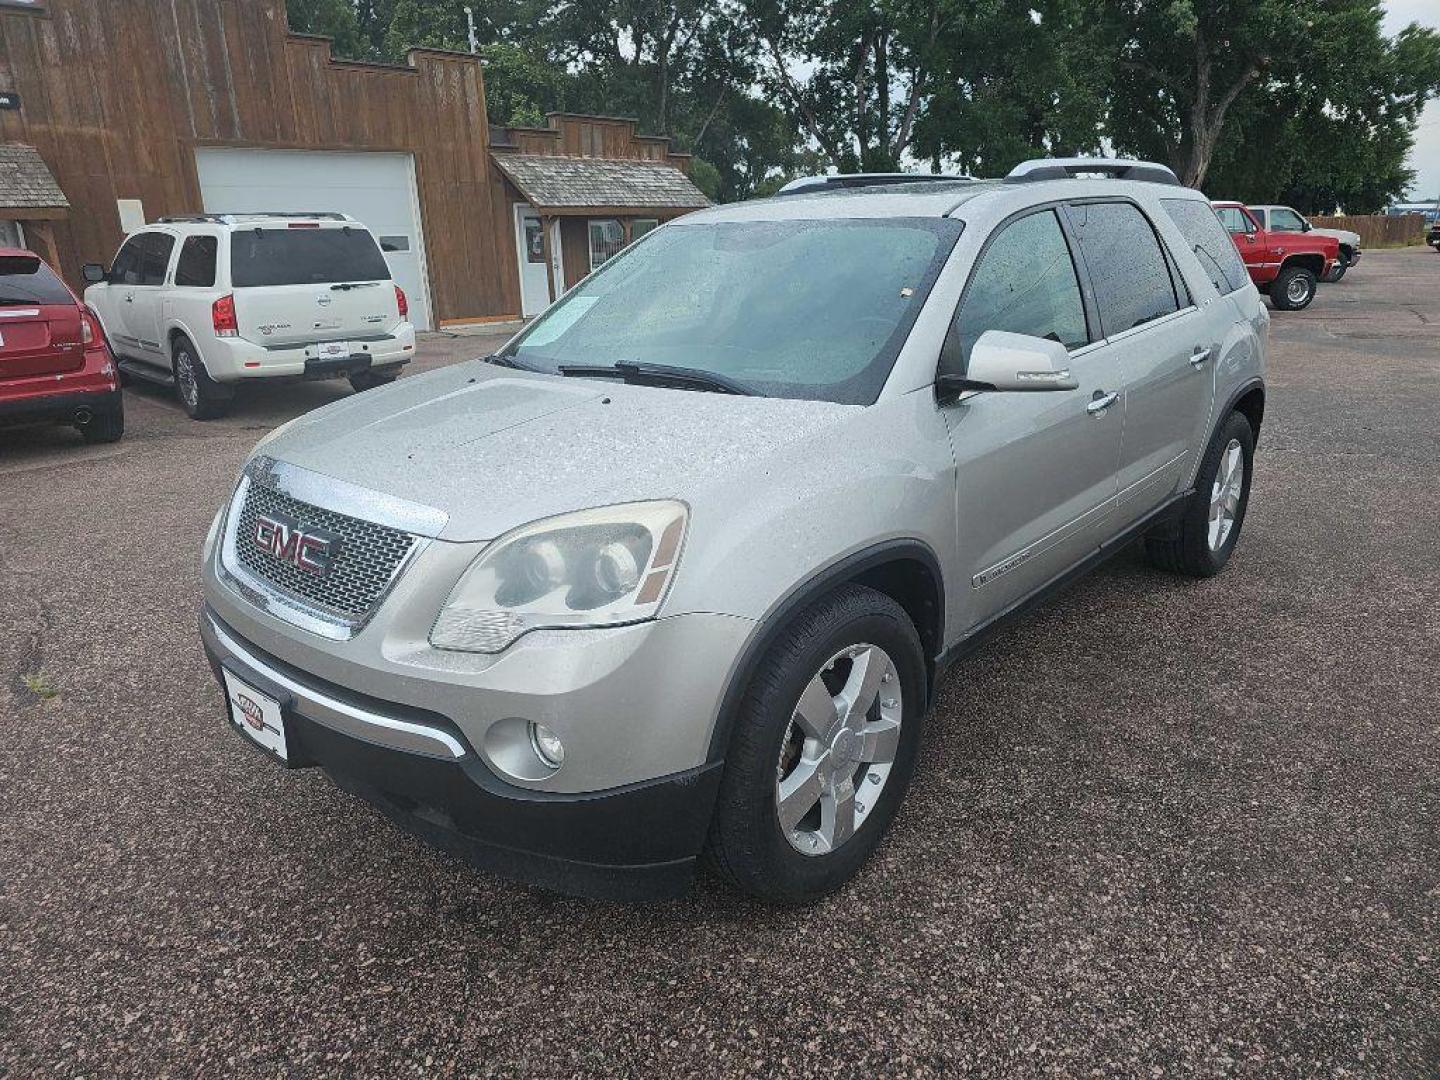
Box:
left=1309, top=214, right=1429, bottom=248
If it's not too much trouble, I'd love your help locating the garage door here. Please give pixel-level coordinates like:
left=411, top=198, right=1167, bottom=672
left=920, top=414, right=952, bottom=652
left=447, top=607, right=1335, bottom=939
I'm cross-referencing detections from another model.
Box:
left=194, top=148, right=433, bottom=330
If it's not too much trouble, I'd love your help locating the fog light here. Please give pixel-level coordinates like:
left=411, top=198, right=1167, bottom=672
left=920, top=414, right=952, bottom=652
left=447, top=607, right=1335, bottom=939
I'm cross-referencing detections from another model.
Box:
left=529, top=722, right=565, bottom=769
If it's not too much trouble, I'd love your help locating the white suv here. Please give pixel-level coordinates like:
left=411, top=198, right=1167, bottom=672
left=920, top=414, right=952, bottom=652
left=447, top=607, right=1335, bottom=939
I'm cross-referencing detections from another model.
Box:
left=83, top=213, right=416, bottom=419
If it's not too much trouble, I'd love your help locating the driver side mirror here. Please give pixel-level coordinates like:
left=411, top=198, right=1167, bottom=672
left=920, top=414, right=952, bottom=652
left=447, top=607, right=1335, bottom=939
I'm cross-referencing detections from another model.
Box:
left=1300, top=220, right=1312, bottom=232
left=81, top=263, right=107, bottom=284
left=936, top=330, right=1079, bottom=397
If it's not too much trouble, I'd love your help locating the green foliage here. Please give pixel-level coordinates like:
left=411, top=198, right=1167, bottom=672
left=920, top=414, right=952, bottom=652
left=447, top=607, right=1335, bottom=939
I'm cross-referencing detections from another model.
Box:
left=286, top=0, right=368, bottom=59
left=283, top=0, right=1440, bottom=207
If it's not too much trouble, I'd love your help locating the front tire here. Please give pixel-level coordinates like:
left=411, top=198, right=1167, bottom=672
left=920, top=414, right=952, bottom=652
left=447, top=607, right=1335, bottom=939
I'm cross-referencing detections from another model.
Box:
left=707, top=584, right=926, bottom=904
left=173, top=336, right=231, bottom=420
left=1144, top=411, right=1255, bottom=578
left=1270, top=265, right=1317, bottom=311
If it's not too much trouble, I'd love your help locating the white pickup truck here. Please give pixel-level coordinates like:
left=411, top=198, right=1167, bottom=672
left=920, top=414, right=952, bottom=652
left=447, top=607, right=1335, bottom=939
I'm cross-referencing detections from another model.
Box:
left=83, top=212, right=415, bottom=419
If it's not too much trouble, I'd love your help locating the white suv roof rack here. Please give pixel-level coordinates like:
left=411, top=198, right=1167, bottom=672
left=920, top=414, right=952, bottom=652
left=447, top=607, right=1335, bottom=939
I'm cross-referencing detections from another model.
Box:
left=1006, top=157, right=1181, bottom=186
left=156, top=212, right=356, bottom=225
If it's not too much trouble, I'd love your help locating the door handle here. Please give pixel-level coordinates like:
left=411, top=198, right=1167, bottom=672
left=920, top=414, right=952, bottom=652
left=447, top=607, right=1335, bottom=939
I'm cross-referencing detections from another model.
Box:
left=1189, top=348, right=1212, bottom=368
left=1087, top=390, right=1119, bottom=415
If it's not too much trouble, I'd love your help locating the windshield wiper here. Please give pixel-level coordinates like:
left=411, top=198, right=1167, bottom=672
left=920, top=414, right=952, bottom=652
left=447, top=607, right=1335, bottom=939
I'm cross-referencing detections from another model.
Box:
left=556, top=361, right=756, bottom=396
left=0, top=296, right=41, bottom=306
left=482, top=353, right=530, bottom=370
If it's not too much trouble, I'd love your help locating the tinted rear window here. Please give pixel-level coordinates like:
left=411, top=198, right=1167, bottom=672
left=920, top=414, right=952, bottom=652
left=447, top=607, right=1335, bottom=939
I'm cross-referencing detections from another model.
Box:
left=0, top=254, right=73, bottom=305
left=1068, top=202, right=1180, bottom=334
left=230, top=227, right=390, bottom=288
left=1162, top=199, right=1250, bottom=295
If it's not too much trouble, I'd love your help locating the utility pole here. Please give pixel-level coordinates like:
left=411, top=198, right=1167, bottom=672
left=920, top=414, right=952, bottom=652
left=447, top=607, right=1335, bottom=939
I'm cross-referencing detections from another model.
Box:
left=464, top=6, right=478, bottom=54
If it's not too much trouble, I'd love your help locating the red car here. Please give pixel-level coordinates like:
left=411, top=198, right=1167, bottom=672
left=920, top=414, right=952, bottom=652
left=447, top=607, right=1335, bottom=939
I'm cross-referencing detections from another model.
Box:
left=0, top=247, right=123, bottom=443
left=1211, top=201, right=1338, bottom=312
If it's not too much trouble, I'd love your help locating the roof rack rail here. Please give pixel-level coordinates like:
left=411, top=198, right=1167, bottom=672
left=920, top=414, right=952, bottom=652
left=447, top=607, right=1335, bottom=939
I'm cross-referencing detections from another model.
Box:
left=1005, top=157, right=1181, bottom=186
left=157, top=211, right=355, bottom=225
left=777, top=172, right=971, bottom=196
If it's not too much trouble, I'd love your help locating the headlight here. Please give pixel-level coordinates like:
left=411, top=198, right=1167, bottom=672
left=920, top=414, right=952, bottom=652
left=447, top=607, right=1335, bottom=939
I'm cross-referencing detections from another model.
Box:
left=429, top=501, right=688, bottom=653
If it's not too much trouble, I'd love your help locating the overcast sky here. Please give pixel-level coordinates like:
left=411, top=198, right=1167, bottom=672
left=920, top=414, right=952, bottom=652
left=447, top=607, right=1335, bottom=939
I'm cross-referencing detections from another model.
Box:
left=1383, top=0, right=1440, bottom=200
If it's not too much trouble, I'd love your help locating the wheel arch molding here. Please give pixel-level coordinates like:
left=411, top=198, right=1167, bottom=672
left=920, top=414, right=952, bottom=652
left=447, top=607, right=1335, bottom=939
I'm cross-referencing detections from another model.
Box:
left=704, top=538, right=946, bottom=764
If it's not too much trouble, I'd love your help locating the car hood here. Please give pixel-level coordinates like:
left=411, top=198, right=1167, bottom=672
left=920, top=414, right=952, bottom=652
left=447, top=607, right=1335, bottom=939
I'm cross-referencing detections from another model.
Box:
left=1309, top=226, right=1361, bottom=247
left=252, top=359, right=858, bottom=541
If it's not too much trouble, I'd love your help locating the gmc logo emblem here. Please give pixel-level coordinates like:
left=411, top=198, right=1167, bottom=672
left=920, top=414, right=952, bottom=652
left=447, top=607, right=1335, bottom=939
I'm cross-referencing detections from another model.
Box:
left=253, top=512, right=341, bottom=577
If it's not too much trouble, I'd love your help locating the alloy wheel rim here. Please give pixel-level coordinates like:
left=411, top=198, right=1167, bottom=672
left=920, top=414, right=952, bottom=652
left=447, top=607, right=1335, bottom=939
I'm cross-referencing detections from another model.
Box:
left=1286, top=276, right=1311, bottom=304
left=176, top=352, right=198, bottom=407
left=775, top=643, right=903, bottom=857
left=1208, top=438, right=1245, bottom=551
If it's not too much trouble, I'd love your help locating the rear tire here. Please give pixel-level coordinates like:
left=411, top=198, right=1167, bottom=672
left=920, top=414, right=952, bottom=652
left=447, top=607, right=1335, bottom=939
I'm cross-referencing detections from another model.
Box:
left=78, top=398, right=124, bottom=444
left=1144, top=411, right=1254, bottom=578
left=1270, top=265, right=1317, bottom=311
left=349, top=368, right=399, bottom=393
left=706, top=584, right=927, bottom=904
left=173, top=336, right=231, bottom=421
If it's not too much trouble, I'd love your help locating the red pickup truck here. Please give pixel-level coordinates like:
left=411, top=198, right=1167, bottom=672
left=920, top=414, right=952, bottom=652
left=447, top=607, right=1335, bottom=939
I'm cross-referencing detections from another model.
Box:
left=1212, top=201, right=1338, bottom=311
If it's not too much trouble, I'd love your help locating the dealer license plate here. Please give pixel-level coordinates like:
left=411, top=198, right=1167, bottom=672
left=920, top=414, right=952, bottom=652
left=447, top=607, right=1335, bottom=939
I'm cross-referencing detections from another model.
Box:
left=222, top=670, right=288, bottom=761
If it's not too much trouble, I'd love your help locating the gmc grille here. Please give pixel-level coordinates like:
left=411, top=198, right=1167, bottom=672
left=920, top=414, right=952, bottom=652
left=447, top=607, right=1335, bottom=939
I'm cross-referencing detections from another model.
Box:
left=234, top=482, right=416, bottom=622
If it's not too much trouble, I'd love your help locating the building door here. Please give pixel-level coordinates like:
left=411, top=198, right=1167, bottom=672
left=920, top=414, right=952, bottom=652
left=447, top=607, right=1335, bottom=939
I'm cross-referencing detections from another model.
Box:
left=194, top=148, right=433, bottom=330
left=515, top=206, right=562, bottom=318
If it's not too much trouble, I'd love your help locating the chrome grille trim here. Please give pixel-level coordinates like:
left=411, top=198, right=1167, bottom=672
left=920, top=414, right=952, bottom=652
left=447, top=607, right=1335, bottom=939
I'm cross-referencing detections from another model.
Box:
left=219, top=458, right=446, bottom=640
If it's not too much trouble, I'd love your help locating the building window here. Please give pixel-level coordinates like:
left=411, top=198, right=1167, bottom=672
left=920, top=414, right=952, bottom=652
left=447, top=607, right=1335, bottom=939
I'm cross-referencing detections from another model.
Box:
left=588, top=219, right=625, bottom=270
left=523, top=220, right=545, bottom=263
left=632, top=218, right=659, bottom=239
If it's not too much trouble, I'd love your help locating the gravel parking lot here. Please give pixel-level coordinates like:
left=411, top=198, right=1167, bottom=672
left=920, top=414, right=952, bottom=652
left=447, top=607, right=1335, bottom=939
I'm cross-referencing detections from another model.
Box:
left=2, top=251, right=1437, bottom=1078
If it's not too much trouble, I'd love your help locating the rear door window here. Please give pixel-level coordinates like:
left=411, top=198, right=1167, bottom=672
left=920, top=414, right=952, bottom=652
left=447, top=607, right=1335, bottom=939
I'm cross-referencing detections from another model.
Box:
left=230, top=227, right=390, bottom=288
left=948, top=209, right=1090, bottom=370
left=1067, top=201, right=1180, bottom=335
left=0, top=254, right=73, bottom=305
left=1162, top=199, right=1250, bottom=295
left=174, top=236, right=218, bottom=288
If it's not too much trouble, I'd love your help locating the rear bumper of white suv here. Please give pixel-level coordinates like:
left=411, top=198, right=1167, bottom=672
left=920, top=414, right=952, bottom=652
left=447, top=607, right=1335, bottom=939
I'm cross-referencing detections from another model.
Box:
left=206, top=322, right=417, bottom=381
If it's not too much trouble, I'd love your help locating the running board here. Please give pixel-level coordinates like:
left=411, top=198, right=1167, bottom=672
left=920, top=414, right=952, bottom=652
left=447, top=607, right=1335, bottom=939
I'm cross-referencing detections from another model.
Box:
left=117, top=357, right=175, bottom=388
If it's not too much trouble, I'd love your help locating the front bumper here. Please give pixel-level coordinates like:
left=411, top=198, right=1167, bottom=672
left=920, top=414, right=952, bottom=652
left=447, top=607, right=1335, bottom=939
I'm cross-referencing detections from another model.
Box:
left=201, top=607, right=724, bottom=900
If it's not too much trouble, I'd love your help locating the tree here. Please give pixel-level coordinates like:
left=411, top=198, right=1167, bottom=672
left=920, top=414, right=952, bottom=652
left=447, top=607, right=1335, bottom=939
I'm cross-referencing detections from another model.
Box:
left=286, top=0, right=368, bottom=59
left=1204, top=15, right=1440, bottom=210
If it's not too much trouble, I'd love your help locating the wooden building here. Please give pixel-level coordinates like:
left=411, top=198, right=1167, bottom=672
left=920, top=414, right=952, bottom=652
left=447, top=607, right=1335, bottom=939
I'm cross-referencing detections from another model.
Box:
left=0, top=0, right=708, bottom=328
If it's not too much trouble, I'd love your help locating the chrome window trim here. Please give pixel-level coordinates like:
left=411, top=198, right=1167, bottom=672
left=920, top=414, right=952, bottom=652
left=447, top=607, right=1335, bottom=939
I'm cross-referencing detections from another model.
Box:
left=1101, top=304, right=1199, bottom=346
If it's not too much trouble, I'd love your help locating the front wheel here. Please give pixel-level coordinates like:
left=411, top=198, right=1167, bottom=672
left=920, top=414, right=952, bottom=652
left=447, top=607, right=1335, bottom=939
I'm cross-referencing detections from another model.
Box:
left=707, top=584, right=926, bottom=904
left=1270, top=265, right=1317, bottom=311
left=1144, top=411, right=1255, bottom=577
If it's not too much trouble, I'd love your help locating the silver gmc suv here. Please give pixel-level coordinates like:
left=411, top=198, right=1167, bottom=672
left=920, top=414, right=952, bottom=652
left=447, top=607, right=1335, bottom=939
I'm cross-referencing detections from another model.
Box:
left=200, top=158, right=1268, bottom=904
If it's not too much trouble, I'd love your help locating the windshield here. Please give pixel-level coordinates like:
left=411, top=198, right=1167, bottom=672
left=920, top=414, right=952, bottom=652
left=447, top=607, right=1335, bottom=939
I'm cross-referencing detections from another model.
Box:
left=502, top=217, right=963, bottom=404
left=230, top=227, right=390, bottom=288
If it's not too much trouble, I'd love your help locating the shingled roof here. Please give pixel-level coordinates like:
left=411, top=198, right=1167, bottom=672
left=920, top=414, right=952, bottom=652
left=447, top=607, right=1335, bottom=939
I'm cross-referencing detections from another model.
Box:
left=493, top=153, right=708, bottom=213
left=0, top=144, right=67, bottom=211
